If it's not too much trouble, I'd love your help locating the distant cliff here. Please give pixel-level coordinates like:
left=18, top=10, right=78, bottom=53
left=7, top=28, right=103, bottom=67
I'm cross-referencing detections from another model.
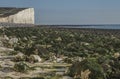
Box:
left=0, top=8, right=34, bottom=24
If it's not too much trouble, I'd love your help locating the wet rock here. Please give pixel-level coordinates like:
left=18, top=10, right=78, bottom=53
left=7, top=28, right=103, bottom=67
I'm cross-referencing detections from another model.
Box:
left=114, top=52, right=120, bottom=58
left=29, top=55, right=42, bottom=62
left=1, top=60, right=15, bottom=67
left=14, top=52, right=26, bottom=61
left=62, top=76, right=73, bottom=79
left=0, top=47, right=14, bottom=52
left=9, top=37, right=18, bottom=45
left=15, top=52, right=24, bottom=57
left=56, top=72, right=64, bottom=76
left=0, top=67, right=13, bottom=73
left=0, top=41, right=3, bottom=47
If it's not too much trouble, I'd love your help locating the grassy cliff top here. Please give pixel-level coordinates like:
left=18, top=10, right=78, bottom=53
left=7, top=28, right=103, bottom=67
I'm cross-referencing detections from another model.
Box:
left=0, top=7, right=28, bottom=17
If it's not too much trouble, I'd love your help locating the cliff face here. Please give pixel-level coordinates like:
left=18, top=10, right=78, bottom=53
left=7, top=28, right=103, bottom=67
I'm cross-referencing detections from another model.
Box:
left=0, top=8, right=34, bottom=24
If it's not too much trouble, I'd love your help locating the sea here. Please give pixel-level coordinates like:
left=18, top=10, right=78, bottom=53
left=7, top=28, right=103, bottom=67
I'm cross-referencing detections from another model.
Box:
left=0, top=22, right=120, bottom=29
left=52, top=25, right=120, bottom=29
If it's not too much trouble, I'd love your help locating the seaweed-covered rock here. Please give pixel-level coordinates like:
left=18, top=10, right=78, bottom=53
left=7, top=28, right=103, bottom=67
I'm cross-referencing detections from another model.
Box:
left=68, top=58, right=105, bottom=79
left=14, top=62, right=30, bottom=72
left=14, top=52, right=27, bottom=61
left=62, top=76, right=73, bottom=79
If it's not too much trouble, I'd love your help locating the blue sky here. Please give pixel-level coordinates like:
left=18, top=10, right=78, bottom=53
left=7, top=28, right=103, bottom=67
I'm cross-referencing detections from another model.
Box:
left=0, top=0, right=120, bottom=24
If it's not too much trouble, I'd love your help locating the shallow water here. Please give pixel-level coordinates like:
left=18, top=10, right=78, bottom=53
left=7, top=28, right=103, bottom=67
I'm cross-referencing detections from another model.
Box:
left=59, top=25, right=120, bottom=29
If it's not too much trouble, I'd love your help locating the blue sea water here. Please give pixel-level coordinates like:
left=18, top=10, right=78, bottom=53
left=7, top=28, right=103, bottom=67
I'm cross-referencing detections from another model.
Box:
left=56, top=25, right=120, bottom=29
left=80, top=26, right=120, bottom=29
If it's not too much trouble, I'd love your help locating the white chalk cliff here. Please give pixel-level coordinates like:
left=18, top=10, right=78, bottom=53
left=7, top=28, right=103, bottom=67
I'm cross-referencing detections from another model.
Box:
left=0, top=8, right=34, bottom=24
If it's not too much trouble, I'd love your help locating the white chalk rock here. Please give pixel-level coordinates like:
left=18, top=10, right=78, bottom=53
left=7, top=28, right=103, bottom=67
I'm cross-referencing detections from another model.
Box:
left=29, top=55, right=42, bottom=62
